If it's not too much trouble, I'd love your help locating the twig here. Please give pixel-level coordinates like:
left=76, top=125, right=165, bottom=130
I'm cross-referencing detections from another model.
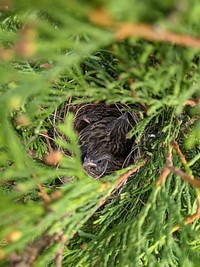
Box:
left=116, top=161, right=147, bottom=187
left=55, top=242, right=65, bottom=267
left=156, top=140, right=200, bottom=232
left=8, top=213, right=72, bottom=267
left=183, top=100, right=197, bottom=107
left=8, top=229, right=65, bottom=267
left=156, top=167, right=171, bottom=186
left=89, top=8, right=200, bottom=50
left=172, top=196, right=200, bottom=233
left=98, top=159, right=148, bottom=207
left=156, top=148, right=172, bottom=186
left=171, top=140, right=187, bottom=165
left=39, top=133, right=55, bottom=143
left=40, top=131, right=53, bottom=153
left=168, top=166, right=200, bottom=188
left=156, top=143, right=200, bottom=188
left=32, top=174, right=51, bottom=204
left=115, top=23, right=200, bottom=50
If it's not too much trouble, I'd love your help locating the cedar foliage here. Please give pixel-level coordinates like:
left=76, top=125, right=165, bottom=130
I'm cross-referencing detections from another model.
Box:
left=0, top=1, right=200, bottom=266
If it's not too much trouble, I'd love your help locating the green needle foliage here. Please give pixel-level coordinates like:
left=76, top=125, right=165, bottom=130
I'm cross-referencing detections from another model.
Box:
left=0, top=1, right=200, bottom=266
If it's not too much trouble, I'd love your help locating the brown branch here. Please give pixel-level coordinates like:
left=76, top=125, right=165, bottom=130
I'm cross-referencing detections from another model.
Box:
left=8, top=213, right=72, bottom=267
left=156, top=148, right=173, bottom=186
left=116, top=164, right=144, bottom=186
left=89, top=8, right=200, bottom=50
left=183, top=100, right=197, bottom=107
left=156, top=142, right=200, bottom=188
left=171, top=140, right=187, bottom=165
left=156, top=140, right=200, bottom=232
left=55, top=242, right=65, bottom=267
left=32, top=174, right=51, bottom=204
left=8, top=229, right=65, bottom=267
left=98, top=159, right=148, bottom=207
left=115, top=23, right=200, bottom=49
left=156, top=167, right=171, bottom=186
left=172, top=196, right=200, bottom=233
left=40, top=131, right=53, bottom=153
left=168, top=166, right=200, bottom=188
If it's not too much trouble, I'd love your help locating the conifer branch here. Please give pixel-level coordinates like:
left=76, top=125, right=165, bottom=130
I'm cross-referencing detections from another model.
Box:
left=156, top=141, right=200, bottom=232
left=171, top=195, right=200, bottom=233
left=98, top=159, right=148, bottom=207
left=1, top=2, right=200, bottom=266
left=8, top=228, right=66, bottom=267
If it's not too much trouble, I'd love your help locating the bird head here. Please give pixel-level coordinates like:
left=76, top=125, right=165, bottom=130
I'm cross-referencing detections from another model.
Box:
left=83, top=153, right=115, bottom=179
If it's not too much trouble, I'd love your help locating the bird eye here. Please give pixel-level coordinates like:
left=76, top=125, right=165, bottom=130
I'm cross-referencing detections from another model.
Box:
left=97, top=159, right=102, bottom=164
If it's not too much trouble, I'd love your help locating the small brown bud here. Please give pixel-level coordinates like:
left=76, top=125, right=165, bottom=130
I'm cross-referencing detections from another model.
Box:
left=40, top=63, right=52, bottom=69
left=0, top=48, right=13, bottom=61
left=44, top=151, right=62, bottom=166
left=80, top=243, right=87, bottom=251
left=6, top=230, right=22, bottom=242
left=15, top=114, right=30, bottom=127
left=51, top=190, right=62, bottom=200
left=15, top=24, right=37, bottom=58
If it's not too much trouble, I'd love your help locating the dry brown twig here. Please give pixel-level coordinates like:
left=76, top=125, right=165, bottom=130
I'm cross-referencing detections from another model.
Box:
left=8, top=228, right=67, bottom=267
left=55, top=237, right=67, bottom=267
left=32, top=174, right=51, bottom=204
left=156, top=141, right=200, bottom=232
left=168, top=166, right=200, bottom=188
left=89, top=8, right=200, bottom=50
left=8, top=212, right=72, bottom=267
left=156, top=149, right=172, bottom=186
left=115, top=23, right=200, bottom=49
left=171, top=195, right=200, bottom=233
left=98, top=159, right=148, bottom=207
left=171, top=140, right=187, bottom=165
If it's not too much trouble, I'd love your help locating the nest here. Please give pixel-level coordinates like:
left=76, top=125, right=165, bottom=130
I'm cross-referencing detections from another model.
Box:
left=46, top=101, right=145, bottom=181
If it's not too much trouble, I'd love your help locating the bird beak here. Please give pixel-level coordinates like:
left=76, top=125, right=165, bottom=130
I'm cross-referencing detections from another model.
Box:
left=83, top=159, right=97, bottom=168
left=83, top=118, right=90, bottom=124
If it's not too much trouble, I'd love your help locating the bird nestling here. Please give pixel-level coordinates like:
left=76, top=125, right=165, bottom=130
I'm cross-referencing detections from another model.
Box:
left=73, top=103, right=137, bottom=178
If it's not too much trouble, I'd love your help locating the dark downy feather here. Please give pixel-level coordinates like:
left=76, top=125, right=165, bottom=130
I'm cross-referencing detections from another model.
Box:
left=73, top=103, right=121, bottom=132
left=73, top=103, right=138, bottom=178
